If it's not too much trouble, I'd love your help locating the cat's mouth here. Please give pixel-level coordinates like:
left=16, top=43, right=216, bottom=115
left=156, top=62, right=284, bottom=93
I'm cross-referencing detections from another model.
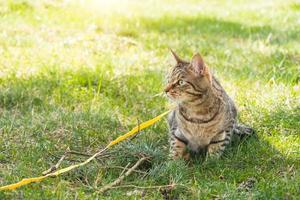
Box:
left=167, top=93, right=175, bottom=99
left=166, top=92, right=181, bottom=101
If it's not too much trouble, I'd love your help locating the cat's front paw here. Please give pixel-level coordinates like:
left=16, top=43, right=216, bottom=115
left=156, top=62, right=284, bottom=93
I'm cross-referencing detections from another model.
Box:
left=207, top=147, right=222, bottom=160
left=171, top=152, right=190, bottom=161
left=183, top=152, right=190, bottom=161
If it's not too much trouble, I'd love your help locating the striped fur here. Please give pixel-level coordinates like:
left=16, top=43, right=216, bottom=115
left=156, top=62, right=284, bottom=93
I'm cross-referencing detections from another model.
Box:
left=165, top=51, right=254, bottom=160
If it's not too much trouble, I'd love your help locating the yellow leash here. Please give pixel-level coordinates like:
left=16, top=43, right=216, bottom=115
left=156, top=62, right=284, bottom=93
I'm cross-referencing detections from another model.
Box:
left=0, top=110, right=171, bottom=191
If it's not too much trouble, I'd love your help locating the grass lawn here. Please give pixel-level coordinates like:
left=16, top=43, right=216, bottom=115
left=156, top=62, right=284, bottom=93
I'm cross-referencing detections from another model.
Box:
left=0, top=0, right=299, bottom=199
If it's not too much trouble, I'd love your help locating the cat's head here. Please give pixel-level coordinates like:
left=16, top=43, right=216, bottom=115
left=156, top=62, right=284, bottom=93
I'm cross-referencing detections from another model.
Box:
left=164, top=50, right=212, bottom=104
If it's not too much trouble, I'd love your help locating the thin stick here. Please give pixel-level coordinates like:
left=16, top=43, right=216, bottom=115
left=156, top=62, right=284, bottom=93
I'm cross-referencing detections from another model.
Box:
left=50, top=154, right=81, bottom=163
left=52, top=150, right=111, bottom=163
left=97, top=157, right=147, bottom=193
left=43, top=148, right=110, bottom=176
left=67, top=150, right=111, bottom=158
left=112, top=183, right=190, bottom=190
left=99, top=166, right=147, bottom=175
left=110, top=184, right=176, bottom=190
left=42, top=154, right=67, bottom=175
left=120, top=162, right=131, bottom=176
left=67, top=151, right=93, bottom=157
left=43, top=147, right=110, bottom=176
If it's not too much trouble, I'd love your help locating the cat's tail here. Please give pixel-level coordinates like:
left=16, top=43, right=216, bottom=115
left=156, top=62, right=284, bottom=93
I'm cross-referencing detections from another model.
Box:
left=233, top=124, right=256, bottom=138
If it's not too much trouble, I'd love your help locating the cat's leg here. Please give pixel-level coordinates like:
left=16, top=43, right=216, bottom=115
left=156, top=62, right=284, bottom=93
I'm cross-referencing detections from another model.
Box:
left=207, top=129, right=232, bottom=158
left=168, top=112, right=189, bottom=160
left=233, top=123, right=255, bottom=138
left=170, top=133, right=189, bottom=160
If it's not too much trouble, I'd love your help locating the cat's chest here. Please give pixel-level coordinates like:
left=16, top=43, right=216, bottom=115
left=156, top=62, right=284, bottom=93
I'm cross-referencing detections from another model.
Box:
left=177, top=115, right=225, bottom=150
left=181, top=123, right=215, bottom=143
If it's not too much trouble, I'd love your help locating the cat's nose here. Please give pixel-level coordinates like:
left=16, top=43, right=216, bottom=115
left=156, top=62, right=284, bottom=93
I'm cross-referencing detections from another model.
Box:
left=164, top=85, right=172, bottom=93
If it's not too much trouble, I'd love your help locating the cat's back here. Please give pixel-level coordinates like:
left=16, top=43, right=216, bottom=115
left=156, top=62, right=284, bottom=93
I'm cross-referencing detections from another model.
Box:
left=212, top=76, right=237, bottom=119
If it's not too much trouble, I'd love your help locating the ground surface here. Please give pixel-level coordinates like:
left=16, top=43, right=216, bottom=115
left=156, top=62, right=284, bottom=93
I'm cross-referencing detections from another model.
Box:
left=0, top=0, right=299, bottom=199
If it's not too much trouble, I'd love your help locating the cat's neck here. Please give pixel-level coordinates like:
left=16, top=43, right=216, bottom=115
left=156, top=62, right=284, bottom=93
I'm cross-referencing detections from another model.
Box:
left=178, top=91, right=221, bottom=123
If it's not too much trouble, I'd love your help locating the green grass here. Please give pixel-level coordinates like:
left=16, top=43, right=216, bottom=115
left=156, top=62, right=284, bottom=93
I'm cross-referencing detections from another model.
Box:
left=0, top=0, right=299, bottom=199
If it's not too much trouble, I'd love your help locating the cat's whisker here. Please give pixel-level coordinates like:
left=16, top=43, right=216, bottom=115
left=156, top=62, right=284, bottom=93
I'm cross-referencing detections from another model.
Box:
left=151, top=92, right=165, bottom=98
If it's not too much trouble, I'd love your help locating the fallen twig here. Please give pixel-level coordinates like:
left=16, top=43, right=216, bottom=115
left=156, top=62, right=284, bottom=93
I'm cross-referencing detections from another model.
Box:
left=43, top=148, right=110, bottom=176
left=99, top=165, right=147, bottom=175
left=67, top=150, right=93, bottom=157
left=97, top=157, right=147, bottom=193
left=110, top=183, right=190, bottom=191
left=45, top=149, right=113, bottom=174
left=110, top=184, right=176, bottom=190
left=42, top=154, right=67, bottom=175
left=67, top=150, right=112, bottom=158
left=120, top=162, right=131, bottom=176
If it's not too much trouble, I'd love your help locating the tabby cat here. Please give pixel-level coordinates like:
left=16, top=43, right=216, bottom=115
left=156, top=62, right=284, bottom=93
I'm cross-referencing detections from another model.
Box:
left=165, top=50, right=254, bottom=159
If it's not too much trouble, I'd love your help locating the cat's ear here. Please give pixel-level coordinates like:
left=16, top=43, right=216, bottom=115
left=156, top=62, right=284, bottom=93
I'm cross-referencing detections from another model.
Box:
left=191, top=53, right=212, bottom=82
left=191, top=53, right=207, bottom=75
left=170, top=49, right=186, bottom=64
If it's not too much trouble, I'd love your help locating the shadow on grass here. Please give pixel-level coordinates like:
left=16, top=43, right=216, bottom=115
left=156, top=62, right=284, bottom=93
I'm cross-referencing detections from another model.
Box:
left=117, top=14, right=300, bottom=45
left=0, top=68, right=165, bottom=114
left=141, top=15, right=273, bottom=39
left=112, top=15, right=272, bottom=40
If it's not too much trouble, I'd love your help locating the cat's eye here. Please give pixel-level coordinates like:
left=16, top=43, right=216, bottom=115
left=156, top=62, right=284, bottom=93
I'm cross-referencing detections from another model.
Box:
left=178, top=80, right=185, bottom=86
